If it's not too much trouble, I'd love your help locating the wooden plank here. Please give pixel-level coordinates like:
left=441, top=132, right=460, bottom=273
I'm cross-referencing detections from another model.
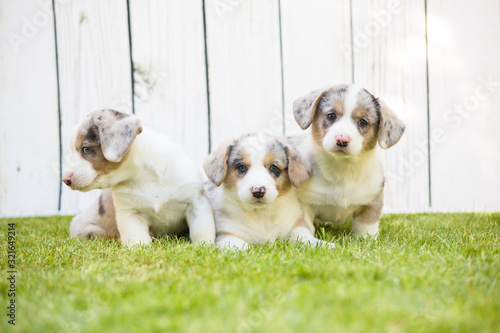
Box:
left=55, top=0, right=133, bottom=215
left=427, top=0, right=500, bottom=212
left=204, top=0, right=283, bottom=149
left=351, top=0, right=429, bottom=213
left=0, top=0, right=60, bottom=217
left=280, top=0, right=353, bottom=136
left=129, top=0, right=209, bottom=164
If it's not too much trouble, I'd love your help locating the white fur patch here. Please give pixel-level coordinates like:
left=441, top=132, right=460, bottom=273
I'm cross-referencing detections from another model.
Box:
left=236, top=142, right=278, bottom=205
left=322, top=84, right=365, bottom=155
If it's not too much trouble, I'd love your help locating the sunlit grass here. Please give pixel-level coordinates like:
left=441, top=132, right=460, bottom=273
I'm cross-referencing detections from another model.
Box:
left=0, top=213, right=499, bottom=332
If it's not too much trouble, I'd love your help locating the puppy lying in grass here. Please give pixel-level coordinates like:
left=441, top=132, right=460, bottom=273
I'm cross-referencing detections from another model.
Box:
left=63, top=109, right=215, bottom=246
left=203, top=133, right=335, bottom=250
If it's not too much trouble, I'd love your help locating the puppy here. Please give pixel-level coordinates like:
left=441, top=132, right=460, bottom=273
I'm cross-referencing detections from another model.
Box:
left=63, top=109, right=215, bottom=246
left=291, top=84, right=405, bottom=237
left=203, top=133, right=335, bottom=250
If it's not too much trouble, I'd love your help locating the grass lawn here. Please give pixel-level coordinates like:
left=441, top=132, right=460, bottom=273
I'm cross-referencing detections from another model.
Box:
left=0, top=213, right=499, bottom=332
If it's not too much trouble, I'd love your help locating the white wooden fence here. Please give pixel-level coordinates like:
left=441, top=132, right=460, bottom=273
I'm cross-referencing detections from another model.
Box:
left=1, top=0, right=499, bottom=217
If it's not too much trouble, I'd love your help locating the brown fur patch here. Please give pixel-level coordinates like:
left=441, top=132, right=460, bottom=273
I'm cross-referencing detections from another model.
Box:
left=353, top=188, right=384, bottom=224
left=351, top=107, right=380, bottom=152
left=262, top=151, right=292, bottom=197
left=224, top=151, right=252, bottom=189
left=75, top=120, right=124, bottom=176
left=311, top=100, right=346, bottom=147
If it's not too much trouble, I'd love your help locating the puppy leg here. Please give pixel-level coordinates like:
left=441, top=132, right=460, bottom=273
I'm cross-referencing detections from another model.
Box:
left=70, top=212, right=106, bottom=239
left=186, top=192, right=216, bottom=244
left=351, top=189, right=383, bottom=238
left=115, top=209, right=151, bottom=247
left=216, top=234, right=250, bottom=250
left=70, top=190, right=119, bottom=239
left=289, top=218, right=335, bottom=249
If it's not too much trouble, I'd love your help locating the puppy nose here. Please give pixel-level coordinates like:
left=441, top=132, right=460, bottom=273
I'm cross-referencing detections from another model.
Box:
left=336, top=135, right=351, bottom=147
left=62, top=173, right=72, bottom=186
left=251, top=187, right=266, bottom=199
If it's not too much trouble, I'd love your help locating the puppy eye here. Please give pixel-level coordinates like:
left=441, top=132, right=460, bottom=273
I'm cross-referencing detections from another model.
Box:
left=327, top=113, right=336, bottom=121
left=358, top=119, right=368, bottom=127
left=237, top=164, right=247, bottom=173
left=269, top=164, right=281, bottom=177
left=81, top=146, right=93, bottom=154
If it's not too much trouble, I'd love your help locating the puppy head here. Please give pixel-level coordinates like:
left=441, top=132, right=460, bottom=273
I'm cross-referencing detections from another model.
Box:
left=293, top=84, right=405, bottom=156
left=62, top=109, right=142, bottom=191
left=204, top=133, right=311, bottom=206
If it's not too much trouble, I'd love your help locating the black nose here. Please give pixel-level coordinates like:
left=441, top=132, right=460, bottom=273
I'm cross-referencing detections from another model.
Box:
left=63, top=179, right=71, bottom=186
left=251, top=187, right=266, bottom=199
left=336, top=141, right=349, bottom=147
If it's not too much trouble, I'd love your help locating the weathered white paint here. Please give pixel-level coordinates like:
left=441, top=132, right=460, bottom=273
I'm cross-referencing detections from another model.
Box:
left=280, top=0, right=353, bottom=136
left=129, top=0, right=209, bottom=164
left=204, top=0, right=284, bottom=149
left=0, top=0, right=60, bottom=217
left=352, top=0, right=429, bottom=213
left=427, top=0, right=500, bottom=212
left=54, top=0, right=132, bottom=215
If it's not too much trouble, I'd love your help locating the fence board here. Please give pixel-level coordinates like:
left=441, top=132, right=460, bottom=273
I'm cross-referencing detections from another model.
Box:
left=129, top=0, right=209, bottom=164
left=0, top=0, right=60, bottom=217
left=280, top=0, right=352, bottom=136
left=204, top=0, right=283, bottom=149
left=351, top=0, right=429, bottom=213
left=54, top=0, right=132, bottom=215
left=427, top=0, right=500, bottom=212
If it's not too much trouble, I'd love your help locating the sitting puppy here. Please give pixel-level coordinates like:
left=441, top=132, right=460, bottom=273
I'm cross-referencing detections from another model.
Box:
left=291, top=84, right=405, bottom=237
left=203, top=133, right=335, bottom=250
left=62, top=109, right=215, bottom=246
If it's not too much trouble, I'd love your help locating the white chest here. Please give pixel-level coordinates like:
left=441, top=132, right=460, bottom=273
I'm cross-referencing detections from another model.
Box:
left=296, top=156, right=384, bottom=223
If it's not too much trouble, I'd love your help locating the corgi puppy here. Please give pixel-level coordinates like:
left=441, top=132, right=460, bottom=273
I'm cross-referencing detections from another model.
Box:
left=292, top=84, right=405, bottom=237
left=204, top=133, right=335, bottom=250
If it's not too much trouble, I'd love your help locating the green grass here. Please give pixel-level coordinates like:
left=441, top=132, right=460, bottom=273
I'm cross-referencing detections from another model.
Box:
left=1, top=213, right=499, bottom=332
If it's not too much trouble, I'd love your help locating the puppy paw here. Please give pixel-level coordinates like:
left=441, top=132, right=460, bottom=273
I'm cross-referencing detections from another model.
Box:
left=316, top=240, right=336, bottom=250
left=121, top=235, right=152, bottom=247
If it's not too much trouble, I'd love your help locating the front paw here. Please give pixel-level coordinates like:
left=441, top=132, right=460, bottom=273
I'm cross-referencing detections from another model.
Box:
left=351, top=221, right=379, bottom=239
left=121, top=234, right=152, bottom=247
left=305, top=239, right=335, bottom=250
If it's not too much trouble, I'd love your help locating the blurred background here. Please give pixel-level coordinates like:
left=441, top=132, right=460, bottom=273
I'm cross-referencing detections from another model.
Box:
left=1, top=0, right=499, bottom=217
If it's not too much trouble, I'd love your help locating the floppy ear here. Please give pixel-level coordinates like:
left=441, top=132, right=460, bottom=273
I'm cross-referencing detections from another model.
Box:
left=377, top=99, right=406, bottom=149
left=284, top=143, right=311, bottom=188
left=203, top=142, right=233, bottom=187
left=293, top=88, right=326, bottom=130
left=93, top=109, right=143, bottom=162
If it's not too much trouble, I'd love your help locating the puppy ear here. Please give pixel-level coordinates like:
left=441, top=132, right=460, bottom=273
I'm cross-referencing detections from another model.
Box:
left=293, top=88, right=326, bottom=130
left=377, top=99, right=406, bottom=149
left=93, top=109, right=143, bottom=162
left=284, top=143, right=311, bottom=188
left=203, top=142, right=233, bottom=187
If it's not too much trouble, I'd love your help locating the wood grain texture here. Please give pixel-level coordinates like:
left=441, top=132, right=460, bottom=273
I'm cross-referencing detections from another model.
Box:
left=0, top=0, right=60, bottom=217
left=351, top=0, right=429, bottom=213
left=204, top=0, right=284, bottom=149
left=54, top=0, right=132, bottom=215
left=427, top=0, right=500, bottom=212
left=129, top=0, right=209, bottom=164
left=280, top=0, right=352, bottom=136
